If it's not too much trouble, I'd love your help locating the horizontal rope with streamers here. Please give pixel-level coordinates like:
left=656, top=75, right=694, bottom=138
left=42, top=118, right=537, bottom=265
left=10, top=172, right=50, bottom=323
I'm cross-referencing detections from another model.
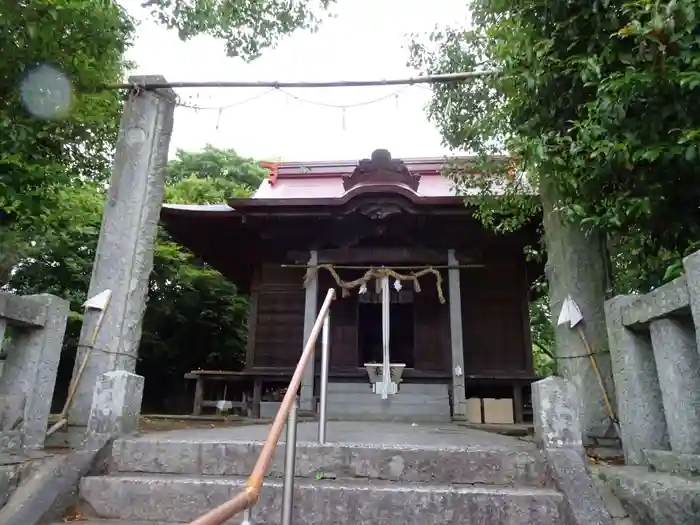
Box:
left=304, top=264, right=445, bottom=304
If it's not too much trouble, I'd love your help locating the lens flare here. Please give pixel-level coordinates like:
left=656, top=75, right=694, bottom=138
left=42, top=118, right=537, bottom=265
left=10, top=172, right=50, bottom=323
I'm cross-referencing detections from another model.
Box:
left=20, top=64, right=73, bottom=119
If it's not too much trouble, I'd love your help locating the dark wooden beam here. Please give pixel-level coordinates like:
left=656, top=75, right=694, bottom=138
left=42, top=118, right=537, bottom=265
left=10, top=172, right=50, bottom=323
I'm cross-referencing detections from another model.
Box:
left=287, top=247, right=448, bottom=265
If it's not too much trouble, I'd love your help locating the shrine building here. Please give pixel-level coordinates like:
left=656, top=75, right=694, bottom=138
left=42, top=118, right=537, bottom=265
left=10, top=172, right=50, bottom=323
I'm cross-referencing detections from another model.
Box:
left=159, top=149, right=542, bottom=424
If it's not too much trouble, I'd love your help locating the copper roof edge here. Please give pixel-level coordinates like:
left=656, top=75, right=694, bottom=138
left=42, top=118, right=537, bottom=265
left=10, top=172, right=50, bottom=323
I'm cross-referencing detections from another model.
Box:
left=275, top=153, right=510, bottom=167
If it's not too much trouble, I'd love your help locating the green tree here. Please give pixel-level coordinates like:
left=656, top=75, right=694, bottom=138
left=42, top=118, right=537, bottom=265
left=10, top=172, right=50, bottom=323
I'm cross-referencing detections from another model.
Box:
left=1, top=0, right=334, bottom=284
left=410, top=0, right=700, bottom=292
left=143, top=0, right=335, bottom=59
left=167, top=144, right=267, bottom=189
left=406, top=0, right=700, bottom=439
left=530, top=295, right=556, bottom=377
left=0, top=0, right=134, bottom=283
left=9, top=147, right=264, bottom=412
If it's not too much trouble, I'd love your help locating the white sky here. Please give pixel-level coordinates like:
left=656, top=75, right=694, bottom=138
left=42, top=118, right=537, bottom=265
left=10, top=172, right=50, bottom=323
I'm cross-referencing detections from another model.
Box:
left=119, top=0, right=468, bottom=162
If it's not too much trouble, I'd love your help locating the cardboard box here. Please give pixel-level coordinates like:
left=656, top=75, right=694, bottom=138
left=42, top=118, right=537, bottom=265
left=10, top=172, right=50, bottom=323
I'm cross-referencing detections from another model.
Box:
left=466, top=398, right=483, bottom=423
left=483, top=398, right=514, bottom=424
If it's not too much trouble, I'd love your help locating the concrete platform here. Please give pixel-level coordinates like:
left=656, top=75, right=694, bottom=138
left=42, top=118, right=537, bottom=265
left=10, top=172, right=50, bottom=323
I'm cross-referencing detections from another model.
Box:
left=128, top=420, right=532, bottom=449
left=112, top=421, right=547, bottom=486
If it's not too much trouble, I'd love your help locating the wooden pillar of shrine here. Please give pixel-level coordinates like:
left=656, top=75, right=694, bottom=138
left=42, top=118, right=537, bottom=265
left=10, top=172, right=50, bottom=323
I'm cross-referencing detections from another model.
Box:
left=448, top=249, right=467, bottom=417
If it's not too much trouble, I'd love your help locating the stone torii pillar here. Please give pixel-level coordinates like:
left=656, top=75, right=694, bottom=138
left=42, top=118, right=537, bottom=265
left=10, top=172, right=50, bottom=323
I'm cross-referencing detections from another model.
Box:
left=64, top=76, right=176, bottom=444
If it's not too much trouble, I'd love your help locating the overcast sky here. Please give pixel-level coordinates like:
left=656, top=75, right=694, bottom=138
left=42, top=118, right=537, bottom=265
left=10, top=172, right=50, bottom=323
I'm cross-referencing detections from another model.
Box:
left=118, top=0, right=468, bottom=162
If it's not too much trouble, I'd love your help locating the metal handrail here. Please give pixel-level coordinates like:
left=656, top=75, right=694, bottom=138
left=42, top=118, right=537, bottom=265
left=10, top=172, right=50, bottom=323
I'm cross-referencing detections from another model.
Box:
left=187, top=288, right=336, bottom=525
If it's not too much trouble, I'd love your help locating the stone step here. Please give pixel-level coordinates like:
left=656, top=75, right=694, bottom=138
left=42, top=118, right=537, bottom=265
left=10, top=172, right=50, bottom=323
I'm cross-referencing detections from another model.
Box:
left=51, top=522, right=170, bottom=525
left=111, top=435, right=548, bottom=486
left=47, top=518, right=272, bottom=525
left=79, top=473, right=566, bottom=525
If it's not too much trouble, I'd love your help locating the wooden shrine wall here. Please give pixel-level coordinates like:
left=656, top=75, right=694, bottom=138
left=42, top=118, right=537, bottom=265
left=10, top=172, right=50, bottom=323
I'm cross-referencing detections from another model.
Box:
left=247, top=260, right=532, bottom=375
left=317, top=269, right=360, bottom=369
left=460, top=260, right=532, bottom=375
left=248, top=264, right=306, bottom=368
left=317, top=267, right=451, bottom=372
left=413, top=269, right=450, bottom=371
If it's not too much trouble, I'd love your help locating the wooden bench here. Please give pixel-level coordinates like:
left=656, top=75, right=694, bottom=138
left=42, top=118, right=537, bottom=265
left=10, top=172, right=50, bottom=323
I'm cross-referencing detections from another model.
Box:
left=184, top=369, right=294, bottom=418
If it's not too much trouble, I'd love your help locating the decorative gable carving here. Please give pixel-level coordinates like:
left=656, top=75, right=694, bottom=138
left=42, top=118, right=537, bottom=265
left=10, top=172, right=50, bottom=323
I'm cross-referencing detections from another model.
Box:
left=357, top=202, right=404, bottom=220
left=343, top=149, right=421, bottom=192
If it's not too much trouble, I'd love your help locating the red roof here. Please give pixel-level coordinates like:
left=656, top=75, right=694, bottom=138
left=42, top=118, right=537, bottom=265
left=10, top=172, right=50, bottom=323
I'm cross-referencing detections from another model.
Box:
left=221, top=150, right=470, bottom=212
left=252, top=155, right=457, bottom=201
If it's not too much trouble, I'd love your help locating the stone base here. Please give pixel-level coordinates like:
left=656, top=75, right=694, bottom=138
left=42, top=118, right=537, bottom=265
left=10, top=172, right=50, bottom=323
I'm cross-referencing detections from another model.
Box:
left=531, top=376, right=615, bottom=525
left=645, top=449, right=700, bottom=478
left=0, top=457, right=47, bottom=510
left=326, top=382, right=451, bottom=422
left=596, top=465, right=700, bottom=525
left=44, top=427, right=87, bottom=450
left=0, top=447, right=108, bottom=525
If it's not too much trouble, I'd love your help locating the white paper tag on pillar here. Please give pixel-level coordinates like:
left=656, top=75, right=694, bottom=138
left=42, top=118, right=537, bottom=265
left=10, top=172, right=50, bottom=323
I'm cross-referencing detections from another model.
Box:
left=557, top=295, right=583, bottom=328
left=84, top=289, right=112, bottom=311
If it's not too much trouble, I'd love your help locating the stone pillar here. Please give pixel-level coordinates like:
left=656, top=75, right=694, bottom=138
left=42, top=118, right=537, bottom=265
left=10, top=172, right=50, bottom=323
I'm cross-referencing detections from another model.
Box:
left=84, top=371, right=144, bottom=449
left=649, top=318, right=700, bottom=454
left=532, top=377, right=614, bottom=525
left=533, top=376, right=584, bottom=450
left=447, top=250, right=467, bottom=417
left=0, top=294, right=69, bottom=450
left=604, top=295, right=669, bottom=464
left=67, top=76, right=175, bottom=431
left=300, top=250, right=318, bottom=411
left=683, top=250, right=700, bottom=353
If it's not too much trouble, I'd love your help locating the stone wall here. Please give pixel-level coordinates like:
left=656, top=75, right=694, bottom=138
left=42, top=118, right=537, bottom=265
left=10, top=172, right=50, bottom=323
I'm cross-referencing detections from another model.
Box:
left=604, top=250, right=700, bottom=465
left=0, top=292, right=69, bottom=513
left=0, top=292, right=68, bottom=452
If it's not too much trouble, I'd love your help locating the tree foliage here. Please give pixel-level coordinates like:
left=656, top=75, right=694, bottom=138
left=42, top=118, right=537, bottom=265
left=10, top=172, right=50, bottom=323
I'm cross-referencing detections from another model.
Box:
left=409, top=0, right=700, bottom=294
left=142, top=0, right=336, bottom=59
left=0, top=0, right=134, bottom=282
left=530, top=294, right=556, bottom=376
left=9, top=147, right=265, bottom=412
left=167, top=144, right=267, bottom=189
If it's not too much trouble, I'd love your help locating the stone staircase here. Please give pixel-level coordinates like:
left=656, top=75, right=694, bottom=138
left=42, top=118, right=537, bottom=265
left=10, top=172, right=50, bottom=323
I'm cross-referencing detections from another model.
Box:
left=61, top=422, right=569, bottom=525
